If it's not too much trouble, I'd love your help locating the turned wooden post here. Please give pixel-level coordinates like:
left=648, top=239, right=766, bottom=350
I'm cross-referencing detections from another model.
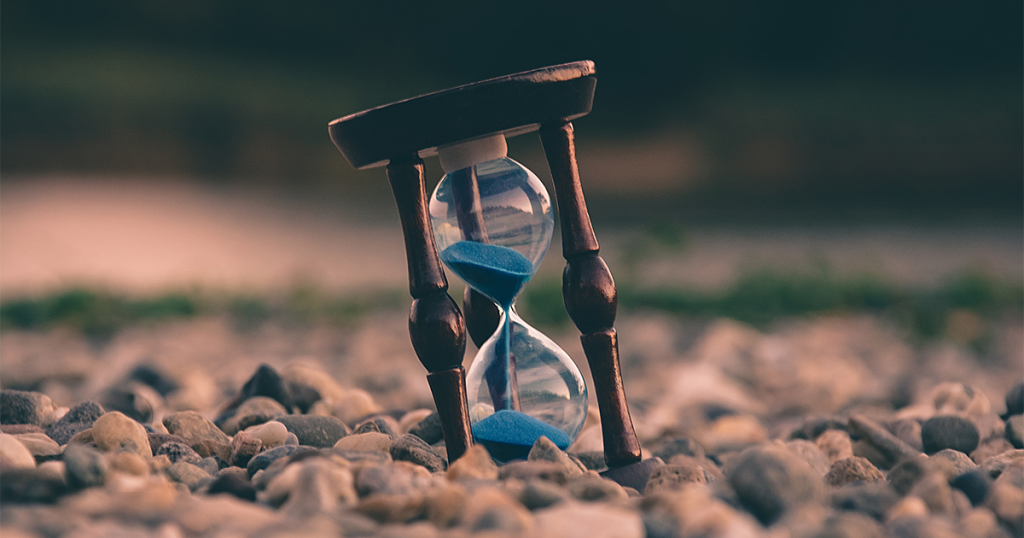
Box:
left=386, top=155, right=472, bottom=462
left=539, top=121, right=642, bottom=468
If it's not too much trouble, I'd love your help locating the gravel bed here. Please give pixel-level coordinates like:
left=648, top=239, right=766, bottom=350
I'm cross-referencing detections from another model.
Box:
left=1, top=311, right=1022, bottom=537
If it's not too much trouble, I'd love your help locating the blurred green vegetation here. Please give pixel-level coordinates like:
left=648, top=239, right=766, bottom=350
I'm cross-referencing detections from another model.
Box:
left=5, top=272, right=1019, bottom=351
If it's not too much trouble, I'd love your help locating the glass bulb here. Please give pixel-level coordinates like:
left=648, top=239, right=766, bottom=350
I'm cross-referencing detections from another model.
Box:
left=429, top=146, right=588, bottom=461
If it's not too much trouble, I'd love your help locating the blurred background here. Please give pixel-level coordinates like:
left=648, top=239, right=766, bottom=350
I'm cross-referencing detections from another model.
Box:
left=1, top=0, right=1021, bottom=333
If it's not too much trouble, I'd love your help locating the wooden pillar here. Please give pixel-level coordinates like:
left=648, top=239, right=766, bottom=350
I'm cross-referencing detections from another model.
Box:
left=539, top=122, right=642, bottom=468
left=386, top=155, right=472, bottom=462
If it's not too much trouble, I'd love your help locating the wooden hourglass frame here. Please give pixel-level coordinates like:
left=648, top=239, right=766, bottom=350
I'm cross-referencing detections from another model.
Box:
left=328, top=61, right=661, bottom=488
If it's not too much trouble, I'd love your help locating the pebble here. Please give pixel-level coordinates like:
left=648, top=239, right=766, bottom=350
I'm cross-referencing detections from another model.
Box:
left=816, top=428, right=855, bottom=463
left=819, top=512, right=887, bottom=538
left=1, top=390, right=57, bottom=427
left=398, top=409, right=433, bottom=435
left=571, top=450, right=607, bottom=471
left=63, top=443, right=107, bottom=489
left=528, top=435, right=585, bottom=479
left=931, top=382, right=990, bottom=416
left=246, top=445, right=311, bottom=477
left=644, top=463, right=708, bottom=494
left=334, top=431, right=393, bottom=453
left=357, top=461, right=435, bottom=497
left=1, top=424, right=44, bottom=435
left=279, top=458, right=357, bottom=518
left=970, top=438, right=1014, bottom=465
left=445, top=444, right=498, bottom=481
left=825, top=456, right=885, bottom=487
left=390, top=433, right=445, bottom=472
left=206, top=472, right=257, bottom=502
left=91, top=412, right=152, bottom=457
left=929, top=448, right=977, bottom=479
left=567, top=472, right=628, bottom=502
left=0, top=468, right=67, bottom=503
left=534, top=501, right=644, bottom=538
left=887, top=418, right=924, bottom=452
left=162, top=410, right=231, bottom=458
left=166, top=461, right=210, bottom=491
left=45, top=401, right=104, bottom=445
left=986, top=467, right=1024, bottom=535
left=310, top=388, right=382, bottom=425
left=244, top=420, right=289, bottom=448
left=330, top=447, right=393, bottom=465
left=909, top=471, right=956, bottom=514
left=785, top=438, right=832, bottom=476
left=973, top=413, right=1005, bottom=442
left=649, top=435, right=705, bottom=461
left=1005, top=382, right=1024, bottom=416
left=459, top=486, right=533, bottom=534
left=274, top=415, right=349, bottom=448
left=127, top=363, right=179, bottom=396
left=849, top=414, right=922, bottom=466
left=921, top=415, right=980, bottom=455
left=499, top=460, right=575, bottom=484
left=1006, top=414, right=1024, bottom=448
left=108, top=451, right=149, bottom=476
left=155, top=441, right=203, bottom=465
left=951, top=469, right=990, bottom=506
left=517, top=479, right=570, bottom=510
left=217, top=396, right=288, bottom=436
left=833, top=482, right=900, bottom=521
left=229, top=430, right=262, bottom=468
left=99, top=383, right=157, bottom=423
left=887, top=456, right=931, bottom=496
left=235, top=363, right=295, bottom=413
left=790, top=416, right=848, bottom=440
left=725, top=444, right=824, bottom=525
left=0, top=433, right=36, bottom=470
left=698, top=414, right=767, bottom=454
left=356, top=492, right=428, bottom=523
left=979, top=448, right=1022, bottom=479
left=356, top=415, right=399, bottom=438
left=15, top=433, right=62, bottom=458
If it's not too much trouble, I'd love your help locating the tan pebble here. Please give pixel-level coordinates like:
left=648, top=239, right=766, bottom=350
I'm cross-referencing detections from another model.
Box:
left=425, top=482, right=466, bottom=528
left=398, top=409, right=433, bottom=434
left=92, top=411, right=152, bottom=457
left=0, top=433, right=37, bottom=469
left=460, top=486, right=533, bottom=534
left=109, top=451, right=150, bottom=476
left=68, top=428, right=94, bottom=446
left=245, top=420, right=288, bottom=448
left=282, top=360, right=348, bottom=402
left=698, top=414, right=766, bottom=454
left=446, top=445, right=498, bottom=482
left=886, top=496, right=929, bottom=522
left=37, top=460, right=67, bottom=481
left=14, top=432, right=62, bottom=457
left=312, top=389, right=381, bottom=425
left=334, top=432, right=393, bottom=453
left=816, top=429, right=854, bottom=463
left=149, top=454, right=173, bottom=473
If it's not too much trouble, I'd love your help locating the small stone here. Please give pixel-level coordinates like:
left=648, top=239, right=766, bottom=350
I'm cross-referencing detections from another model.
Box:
left=398, top=409, right=434, bottom=435
left=885, top=495, right=929, bottom=522
left=725, top=445, right=824, bottom=525
left=971, top=438, right=1014, bottom=465
left=528, top=435, right=584, bottom=479
left=0, top=433, right=36, bottom=470
left=162, top=410, right=231, bottom=455
left=1005, top=414, right=1024, bottom=449
left=910, top=471, right=956, bottom=514
left=974, top=413, right=1005, bottom=443
left=424, top=482, right=466, bottom=528
left=932, top=382, right=990, bottom=415
left=460, top=486, right=533, bottom=534
left=951, top=469, right=990, bottom=506
left=813, top=430, right=853, bottom=466
left=645, top=464, right=707, bottom=494
left=334, top=432, right=393, bottom=453
left=207, top=472, right=256, bottom=501
left=888, top=418, right=924, bottom=452
left=155, top=441, right=203, bottom=465
left=1005, top=383, right=1024, bottom=416
left=197, top=456, right=221, bottom=475
left=518, top=479, right=570, bottom=510
left=699, top=414, right=766, bottom=454
left=499, top=460, right=574, bottom=484
left=356, top=492, right=428, bottom=524
left=922, top=415, right=980, bottom=455
left=230, top=431, right=262, bottom=468
left=246, top=445, right=313, bottom=477
left=390, top=433, right=445, bottom=472
left=108, top=451, right=149, bottom=476
left=244, top=420, right=288, bottom=448
left=650, top=436, right=705, bottom=461
left=929, top=448, right=977, bottom=479
left=570, top=451, right=607, bottom=471
left=280, top=458, right=357, bottom=518
left=330, top=448, right=393, bottom=465
left=790, top=416, right=848, bottom=440
left=534, top=501, right=644, bottom=538
left=405, top=411, right=442, bottom=444
left=128, top=363, right=179, bottom=396
left=166, top=461, right=210, bottom=491
left=849, top=414, right=922, bottom=467
left=45, top=401, right=104, bottom=444
left=979, top=448, right=1022, bottom=479
left=445, top=444, right=498, bottom=481
left=819, top=512, right=886, bottom=538
left=600, top=457, right=666, bottom=493
left=281, top=361, right=347, bottom=405
left=986, top=468, right=1024, bottom=536
left=355, top=415, right=399, bottom=438
left=99, top=384, right=157, bottom=423
left=825, top=456, right=885, bottom=487
left=887, top=456, right=931, bottom=496
left=285, top=432, right=299, bottom=445
left=567, top=472, right=627, bottom=502
left=833, top=482, right=900, bottom=521
left=0, top=424, right=44, bottom=435
left=356, top=461, right=434, bottom=497
left=216, top=396, right=288, bottom=436
left=62, top=443, right=107, bottom=489
left=310, top=388, right=382, bottom=425
left=0, top=390, right=56, bottom=426
left=0, top=468, right=66, bottom=503
left=235, top=363, right=295, bottom=412
left=785, top=439, right=832, bottom=476
left=91, top=411, right=152, bottom=457
left=274, top=415, right=349, bottom=448
left=666, top=454, right=723, bottom=481
left=959, top=507, right=1003, bottom=538
left=147, top=432, right=189, bottom=454
left=14, top=433, right=61, bottom=458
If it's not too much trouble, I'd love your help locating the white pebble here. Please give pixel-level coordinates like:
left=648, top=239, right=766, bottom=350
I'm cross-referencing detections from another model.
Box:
left=245, top=421, right=288, bottom=448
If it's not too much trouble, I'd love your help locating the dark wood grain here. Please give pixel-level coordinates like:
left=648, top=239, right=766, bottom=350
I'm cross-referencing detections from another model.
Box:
left=427, top=367, right=473, bottom=463
left=386, top=156, right=473, bottom=461
left=540, top=120, right=642, bottom=468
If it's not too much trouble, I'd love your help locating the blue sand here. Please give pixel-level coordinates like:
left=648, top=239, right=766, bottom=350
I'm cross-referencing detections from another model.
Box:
left=439, top=241, right=533, bottom=309
left=472, top=409, right=571, bottom=461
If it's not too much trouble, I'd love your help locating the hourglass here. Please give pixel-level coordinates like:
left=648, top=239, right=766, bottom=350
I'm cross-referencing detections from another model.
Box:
left=328, top=61, right=663, bottom=488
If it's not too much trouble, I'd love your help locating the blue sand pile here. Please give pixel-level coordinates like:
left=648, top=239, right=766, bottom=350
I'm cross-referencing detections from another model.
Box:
left=472, top=409, right=570, bottom=462
left=439, top=241, right=533, bottom=309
